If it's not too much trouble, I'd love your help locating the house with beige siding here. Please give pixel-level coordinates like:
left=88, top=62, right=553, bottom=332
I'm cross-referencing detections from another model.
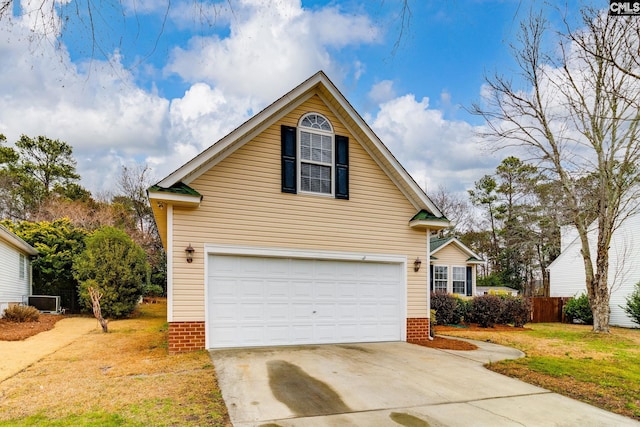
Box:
left=0, top=225, right=38, bottom=316
left=148, top=71, right=449, bottom=353
left=429, top=236, right=484, bottom=297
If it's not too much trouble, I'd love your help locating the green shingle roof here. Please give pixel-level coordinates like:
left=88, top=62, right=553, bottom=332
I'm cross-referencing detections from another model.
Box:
left=148, top=182, right=202, bottom=197
left=429, top=236, right=453, bottom=252
left=411, top=209, right=449, bottom=222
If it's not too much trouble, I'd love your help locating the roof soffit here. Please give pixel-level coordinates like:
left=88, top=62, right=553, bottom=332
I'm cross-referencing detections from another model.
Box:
left=430, top=237, right=483, bottom=261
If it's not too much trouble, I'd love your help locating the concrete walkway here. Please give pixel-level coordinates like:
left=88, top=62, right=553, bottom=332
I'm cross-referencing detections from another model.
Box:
left=0, top=317, right=98, bottom=382
left=211, top=340, right=640, bottom=427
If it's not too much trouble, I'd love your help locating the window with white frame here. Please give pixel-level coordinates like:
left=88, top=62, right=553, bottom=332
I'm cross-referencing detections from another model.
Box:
left=19, top=253, right=25, bottom=280
left=433, top=265, right=448, bottom=293
left=299, top=113, right=333, bottom=195
left=452, top=266, right=466, bottom=295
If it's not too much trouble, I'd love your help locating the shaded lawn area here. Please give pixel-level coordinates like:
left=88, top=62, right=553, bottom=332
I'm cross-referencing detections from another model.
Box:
left=436, top=323, right=640, bottom=420
left=0, top=301, right=231, bottom=427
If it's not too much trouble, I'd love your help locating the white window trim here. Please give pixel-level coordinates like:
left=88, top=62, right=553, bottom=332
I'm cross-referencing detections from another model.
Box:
left=452, top=265, right=467, bottom=295
left=19, top=253, right=26, bottom=280
left=298, top=113, right=335, bottom=197
left=433, top=265, right=448, bottom=293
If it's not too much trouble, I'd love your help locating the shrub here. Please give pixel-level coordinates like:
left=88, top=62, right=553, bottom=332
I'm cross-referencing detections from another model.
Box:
left=143, top=283, right=164, bottom=297
left=431, top=293, right=460, bottom=325
left=470, top=294, right=502, bottom=328
left=564, top=293, right=593, bottom=325
left=73, top=226, right=149, bottom=319
left=622, top=282, right=640, bottom=326
left=3, top=305, right=40, bottom=322
left=501, top=296, right=532, bottom=327
left=454, top=298, right=471, bottom=324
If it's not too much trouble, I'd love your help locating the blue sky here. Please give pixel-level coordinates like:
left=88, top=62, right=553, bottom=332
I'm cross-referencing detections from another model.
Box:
left=0, top=0, right=588, bottom=196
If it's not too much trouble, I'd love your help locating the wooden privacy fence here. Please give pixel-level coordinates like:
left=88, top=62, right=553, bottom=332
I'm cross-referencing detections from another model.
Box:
left=530, top=297, right=571, bottom=323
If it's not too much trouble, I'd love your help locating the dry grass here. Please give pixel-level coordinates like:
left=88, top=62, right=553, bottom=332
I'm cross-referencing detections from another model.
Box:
left=439, top=323, right=640, bottom=420
left=0, top=301, right=231, bottom=426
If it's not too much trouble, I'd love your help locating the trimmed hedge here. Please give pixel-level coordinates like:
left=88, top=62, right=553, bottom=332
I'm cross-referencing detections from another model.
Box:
left=431, top=292, right=460, bottom=325
left=431, top=293, right=532, bottom=328
left=471, top=294, right=503, bottom=327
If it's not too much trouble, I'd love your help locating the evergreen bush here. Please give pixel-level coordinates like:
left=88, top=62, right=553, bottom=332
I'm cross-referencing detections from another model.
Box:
left=622, top=282, right=640, bottom=326
left=470, top=294, right=502, bottom=327
left=500, top=296, right=531, bottom=327
left=564, top=293, right=593, bottom=325
left=73, top=226, right=149, bottom=319
left=430, top=292, right=460, bottom=325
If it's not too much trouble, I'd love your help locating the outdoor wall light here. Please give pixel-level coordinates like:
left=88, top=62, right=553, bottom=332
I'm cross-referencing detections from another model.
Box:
left=185, top=244, right=195, bottom=263
left=414, top=257, right=422, bottom=272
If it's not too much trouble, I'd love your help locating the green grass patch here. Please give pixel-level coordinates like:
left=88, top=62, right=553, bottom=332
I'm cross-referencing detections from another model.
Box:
left=440, top=323, right=640, bottom=420
left=0, top=412, right=141, bottom=427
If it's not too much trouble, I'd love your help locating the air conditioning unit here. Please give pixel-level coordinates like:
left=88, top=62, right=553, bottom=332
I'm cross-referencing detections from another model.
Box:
left=28, top=295, right=61, bottom=314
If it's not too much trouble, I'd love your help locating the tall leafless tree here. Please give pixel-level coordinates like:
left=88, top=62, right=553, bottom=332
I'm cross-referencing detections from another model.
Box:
left=472, top=8, right=640, bottom=332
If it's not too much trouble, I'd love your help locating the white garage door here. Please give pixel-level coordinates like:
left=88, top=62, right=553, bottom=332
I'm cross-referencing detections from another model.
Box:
left=207, top=255, right=404, bottom=349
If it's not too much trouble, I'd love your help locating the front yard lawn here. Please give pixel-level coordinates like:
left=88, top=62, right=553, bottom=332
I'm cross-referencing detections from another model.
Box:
left=437, top=323, right=640, bottom=420
left=0, top=301, right=230, bottom=426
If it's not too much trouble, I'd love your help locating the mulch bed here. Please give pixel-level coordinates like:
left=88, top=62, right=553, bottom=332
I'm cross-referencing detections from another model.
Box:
left=411, top=336, right=478, bottom=350
left=436, top=323, right=532, bottom=333
left=0, top=314, right=66, bottom=341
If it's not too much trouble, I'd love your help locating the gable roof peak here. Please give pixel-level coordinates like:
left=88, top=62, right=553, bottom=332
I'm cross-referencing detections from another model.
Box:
left=154, top=70, right=445, bottom=218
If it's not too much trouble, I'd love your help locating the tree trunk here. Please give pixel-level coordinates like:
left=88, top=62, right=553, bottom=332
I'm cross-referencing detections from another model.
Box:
left=88, top=286, right=108, bottom=333
left=589, top=230, right=611, bottom=333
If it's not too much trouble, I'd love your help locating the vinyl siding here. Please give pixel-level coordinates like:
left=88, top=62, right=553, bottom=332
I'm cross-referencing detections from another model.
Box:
left=431, top=244, right=475, bottom=296
left=170, top=95, right=428, bottom=321
left=549, top=214, right=640, bottom=328
left=0, top=238, right=30, bottom=315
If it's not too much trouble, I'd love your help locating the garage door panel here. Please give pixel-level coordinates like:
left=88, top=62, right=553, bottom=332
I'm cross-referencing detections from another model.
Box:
left=208, top=255, right=403, bottom=349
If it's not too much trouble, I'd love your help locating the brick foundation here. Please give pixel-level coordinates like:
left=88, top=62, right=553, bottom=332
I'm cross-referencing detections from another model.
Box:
left=168, top=322, right=206, bottom=354
left=406, top=317, right=430, bottom=342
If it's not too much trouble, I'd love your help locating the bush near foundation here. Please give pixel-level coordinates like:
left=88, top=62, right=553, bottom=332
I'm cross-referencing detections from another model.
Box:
left=500, top=296, right=532, bottom=327
left=470, top=294, right=503, bottom=327
left=623, top=282, right=640, bottom=326
left=3, top=305, right=40, bottom=322
left=564, top=293, right=593, bottom=325
left=431, top=292, right=460, bottom=325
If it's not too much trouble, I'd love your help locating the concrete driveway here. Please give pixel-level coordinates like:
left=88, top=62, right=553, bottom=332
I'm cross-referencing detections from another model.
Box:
left=210, top=340, right=639, bottom=427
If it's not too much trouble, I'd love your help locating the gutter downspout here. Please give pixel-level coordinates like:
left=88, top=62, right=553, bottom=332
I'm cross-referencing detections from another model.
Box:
left=426, top=231, right=433, bottom=341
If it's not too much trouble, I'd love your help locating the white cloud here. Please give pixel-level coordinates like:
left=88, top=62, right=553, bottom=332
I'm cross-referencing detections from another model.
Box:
left=368, top=80, right=396, bottom=104
left=0, top=0, right=387, bottom=196
left=371, top=94, right=498, bottom=194
left=164, top=0, right=379, bottom=102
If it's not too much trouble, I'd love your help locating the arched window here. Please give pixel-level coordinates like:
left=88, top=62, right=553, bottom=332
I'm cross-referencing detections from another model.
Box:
left=298, top=113, right=334, bottom=195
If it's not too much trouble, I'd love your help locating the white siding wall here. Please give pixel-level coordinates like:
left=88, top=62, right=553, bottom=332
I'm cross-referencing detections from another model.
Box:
left=550, top=214, right=640, bottom=328
left=0, top=238, right=30, bottom=316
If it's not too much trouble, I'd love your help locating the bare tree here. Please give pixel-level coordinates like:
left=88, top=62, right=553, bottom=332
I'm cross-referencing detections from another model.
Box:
left=472, top=8, right=640, bottom=332
left=427, top=185, right=477, bottom=236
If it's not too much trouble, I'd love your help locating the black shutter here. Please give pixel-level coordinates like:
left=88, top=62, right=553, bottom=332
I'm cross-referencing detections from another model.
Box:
left=281, top=125, right=297, bottom=193
left=335, top=135, right=349, bottom=199
left=466, top=266, right=473, bottom=296
left=430, top=264, right=434, bottom=292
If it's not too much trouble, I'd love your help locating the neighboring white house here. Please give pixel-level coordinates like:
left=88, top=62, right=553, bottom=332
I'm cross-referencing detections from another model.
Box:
left=0, top=225, right=38, bottom=316
left=548, top=213, right=640, bottom=328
